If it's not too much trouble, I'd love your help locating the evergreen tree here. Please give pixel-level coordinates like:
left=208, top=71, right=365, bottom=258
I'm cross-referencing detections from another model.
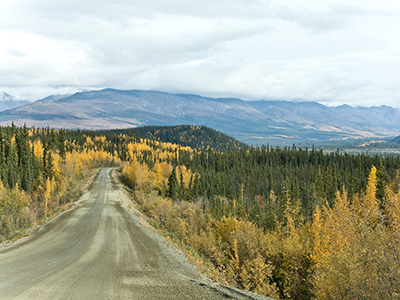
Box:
left=278, top=181, right=291, bottom=226
left=376, top=159, right=388, bottom=208
left=178, top=171, right=185, bottom=199
left=191, top=173, right=200, bottom=199
left=265, top=190, right=277, bottom=231
left=7, top=143, right=20, bottom=188
left=167, top=167, right=178, bottom=200
left=249, top=198, right=263, bottom=228
left=186, top=173, right=194, bottom=201
left=314, top=167, right=325, bottom=204
left=42, top=138, right=48, bottom=177
left=45, top=151, right=54, bottom=179
left=58, top=128, right=66, bottom=159
left=291, top=177, right=300, bottom=204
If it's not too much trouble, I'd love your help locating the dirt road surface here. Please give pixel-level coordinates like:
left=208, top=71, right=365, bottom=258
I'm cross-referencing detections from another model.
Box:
left=0, top=169, right=270, bottom=300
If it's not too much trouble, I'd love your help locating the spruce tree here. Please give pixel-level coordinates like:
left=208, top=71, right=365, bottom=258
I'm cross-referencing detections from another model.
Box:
left=178, top=171, right=185, bottom=199
left=167, top=167, right=178, bottom=200
left=249, top=199, right=263, bottom=228
left=314, top=167, right=326, bottom=205
left=8, top=144, right=20, bottom=188
left=58, top=128, right=66, bottom=160
left=376, top=159, right=388, bottom=208
left=191, top=173, right=200, bottom=199
left=46, top=151, right=54, bottom=180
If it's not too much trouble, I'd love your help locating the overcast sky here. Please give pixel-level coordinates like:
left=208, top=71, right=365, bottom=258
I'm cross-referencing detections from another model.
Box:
left=1, top=0, right=400, bottom=108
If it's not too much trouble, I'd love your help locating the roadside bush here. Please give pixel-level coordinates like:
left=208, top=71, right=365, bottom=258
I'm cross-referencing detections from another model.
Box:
left=0, top=182, right=33, bottom=241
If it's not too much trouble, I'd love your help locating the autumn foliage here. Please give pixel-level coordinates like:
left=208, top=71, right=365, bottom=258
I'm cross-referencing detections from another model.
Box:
left=0, top=125, right=120, bottom=241
left=2, top=124, right=400, bottom=299
left=119, top=134, right=400, bottom=299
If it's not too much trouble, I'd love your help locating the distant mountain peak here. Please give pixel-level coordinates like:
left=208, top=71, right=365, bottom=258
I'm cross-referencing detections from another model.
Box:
left=338, top=104, right=353, bottom=108
left=1, top=88, right=400, bottom=146
left=1, top=92, right=15, bottom=101
left=392, top=134, right=400, bottom=142
left=0, top=92, right=30, bottom=112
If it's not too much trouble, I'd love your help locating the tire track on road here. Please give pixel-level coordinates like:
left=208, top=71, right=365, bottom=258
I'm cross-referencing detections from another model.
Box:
left=0, top=168, right=270, bottom=300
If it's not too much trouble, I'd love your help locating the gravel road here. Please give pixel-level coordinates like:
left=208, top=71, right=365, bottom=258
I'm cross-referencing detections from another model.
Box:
left=0, top=168, right=270, bottom=300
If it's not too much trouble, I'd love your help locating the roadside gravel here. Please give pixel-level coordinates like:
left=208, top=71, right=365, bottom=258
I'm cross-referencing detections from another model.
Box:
left=0, top=168, right=271, bottom=300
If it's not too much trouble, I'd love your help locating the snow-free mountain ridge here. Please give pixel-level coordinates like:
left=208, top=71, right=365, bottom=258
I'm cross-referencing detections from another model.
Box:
left=0, top=88, right=399, bottom=146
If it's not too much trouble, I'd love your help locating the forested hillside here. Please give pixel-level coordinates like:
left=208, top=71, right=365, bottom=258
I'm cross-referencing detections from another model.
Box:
left=69, top=125, right=248, bottom=152
left=0, top=123, right=119, bottom=242
left=1, top=124, right=400, bottom=299
left=119, top=134, right=400, bottom=299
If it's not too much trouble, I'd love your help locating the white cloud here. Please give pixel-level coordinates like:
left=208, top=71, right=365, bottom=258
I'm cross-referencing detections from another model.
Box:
left=0, top=0, right=400, bottom=107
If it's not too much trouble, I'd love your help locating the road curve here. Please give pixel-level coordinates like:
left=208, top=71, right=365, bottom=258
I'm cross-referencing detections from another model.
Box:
left=0, top=168, right=269, bottom=300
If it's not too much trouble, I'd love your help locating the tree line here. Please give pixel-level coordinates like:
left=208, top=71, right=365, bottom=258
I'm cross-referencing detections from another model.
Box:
left=0, top=124, right=119, bottom=241
left=2, top=124, right=400, bottom=299
left=119, top=127, right=400, bottom=299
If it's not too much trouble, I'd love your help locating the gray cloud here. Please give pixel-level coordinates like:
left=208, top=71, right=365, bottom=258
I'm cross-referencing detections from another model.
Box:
left=0, top=0, right=399, bottom=108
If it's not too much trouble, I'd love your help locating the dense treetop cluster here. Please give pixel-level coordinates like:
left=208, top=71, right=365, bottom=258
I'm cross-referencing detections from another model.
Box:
left=1, top=123, right=400, bottom=299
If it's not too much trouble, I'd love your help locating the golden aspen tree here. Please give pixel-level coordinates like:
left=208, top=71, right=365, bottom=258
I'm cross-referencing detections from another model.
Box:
left=152, top=161, right=172, bottom=196
left=0, top=181, right=32, bottom=239
left=122, top=157, right=139, bottom=189
left=215, top=216, right=239, bottom=245
left=388, top=169, right=400, bottom=195
left=33, top=139, right=44, bottom=160
left=310, top=205, right=327, bottom=266
left=176, top=165, right=194, bottom=189
left=135, top=163, right=153, bottom=192
left=122, top=157, right=153, bottom=192
left=352, top=192, right=362, bottom=217
left=126, top=142, right=136, bottom=161
left=386, top=181, right=400, bottom=234
left=239, top=255, right=279, bottom=298
left=52, top=152, right=62, bottom=181
left=362, top=166, right=380, bottom=226
left=310, top=189, right=381, bottom=299
left=83, top=136, right=94, bottom=150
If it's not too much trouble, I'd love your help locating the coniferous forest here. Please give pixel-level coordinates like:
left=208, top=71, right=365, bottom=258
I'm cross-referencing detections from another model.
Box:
left=1, top=124, right=400, bottom=299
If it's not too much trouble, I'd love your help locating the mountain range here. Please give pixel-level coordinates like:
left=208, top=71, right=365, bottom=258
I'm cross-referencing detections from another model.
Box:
left=1, top=88, right=400, bottom=146
left=0, top=93, right=30, bottom=112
